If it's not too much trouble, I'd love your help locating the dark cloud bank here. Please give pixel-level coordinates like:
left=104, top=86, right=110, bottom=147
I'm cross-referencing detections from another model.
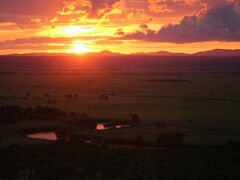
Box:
left=121, top=1, right=240, bottom=43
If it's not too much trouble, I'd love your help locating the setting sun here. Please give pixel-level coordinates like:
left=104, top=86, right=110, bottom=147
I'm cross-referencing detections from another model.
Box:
left=67, top=40, right=91, bottom=54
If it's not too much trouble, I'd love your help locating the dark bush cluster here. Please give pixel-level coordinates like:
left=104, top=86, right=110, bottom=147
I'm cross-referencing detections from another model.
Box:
left=0, top=105, right=69, bottom=125
left=0, top=141, right=240, bottom=180
left=0, top=105, right=25, bottom=125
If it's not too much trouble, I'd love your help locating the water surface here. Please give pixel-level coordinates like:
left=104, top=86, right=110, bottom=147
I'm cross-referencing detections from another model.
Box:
left=26, top=132, right=58, bottom=141
left=96, top=123, right=131, bottom=131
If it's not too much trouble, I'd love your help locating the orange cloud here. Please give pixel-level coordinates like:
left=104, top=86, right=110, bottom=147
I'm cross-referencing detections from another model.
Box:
left=0, top=0, right=240, bottom=54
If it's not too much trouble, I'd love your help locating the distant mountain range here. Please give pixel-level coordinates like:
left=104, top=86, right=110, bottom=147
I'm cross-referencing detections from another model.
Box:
left=2, top=49, right=240, bottom=57
left=193, top=49, right=240, bottom=56
left=130, top=49, right=240, bottom=56
left=94, top=49, right=240, bottom=57
left=130, top=51, right=187, bottom=56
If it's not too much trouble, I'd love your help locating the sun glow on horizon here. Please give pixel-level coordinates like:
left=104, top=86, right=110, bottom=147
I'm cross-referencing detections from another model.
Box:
left=67, top=40, right=91, bottom=54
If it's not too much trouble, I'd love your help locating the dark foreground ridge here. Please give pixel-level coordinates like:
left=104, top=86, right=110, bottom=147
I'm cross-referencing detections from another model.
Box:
left=0, top=105, right=240, bottom=179
left=1, top=139, right=240, bottom=179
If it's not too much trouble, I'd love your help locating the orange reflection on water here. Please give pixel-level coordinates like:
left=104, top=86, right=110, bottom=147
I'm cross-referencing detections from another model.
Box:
left=96, top=123, right=131, bottom=131
left=96, top=123, right=110, bottom=130
left=26, top=132, right=58, bottom=141
left=115, top=125, right=131, bottom=129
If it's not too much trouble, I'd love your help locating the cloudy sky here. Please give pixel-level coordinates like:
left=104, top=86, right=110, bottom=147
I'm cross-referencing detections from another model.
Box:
left=0, top=0, right=240, bottom=54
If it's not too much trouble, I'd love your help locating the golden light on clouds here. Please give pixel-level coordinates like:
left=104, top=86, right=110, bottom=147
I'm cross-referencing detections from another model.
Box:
left=0, top=0, right=240, bottom=54
left=63, top=26, right=93, bottom=37
left=38, top=25, right=95, bottom=38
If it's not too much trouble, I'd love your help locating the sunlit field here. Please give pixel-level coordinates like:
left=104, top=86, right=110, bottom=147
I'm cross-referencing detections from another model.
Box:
left=1, top=56, right=240, bottom=146
left=1, top=55, right=240, bottom=179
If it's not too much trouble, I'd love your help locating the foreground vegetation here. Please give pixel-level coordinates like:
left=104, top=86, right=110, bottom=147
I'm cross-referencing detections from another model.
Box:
left=1, top=141, right=240, bottom=180
left=1, top=105, right=240, bottom=179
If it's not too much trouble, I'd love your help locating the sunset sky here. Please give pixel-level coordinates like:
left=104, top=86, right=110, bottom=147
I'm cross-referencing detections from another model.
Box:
left=0, top=0, right=240, bottom=54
